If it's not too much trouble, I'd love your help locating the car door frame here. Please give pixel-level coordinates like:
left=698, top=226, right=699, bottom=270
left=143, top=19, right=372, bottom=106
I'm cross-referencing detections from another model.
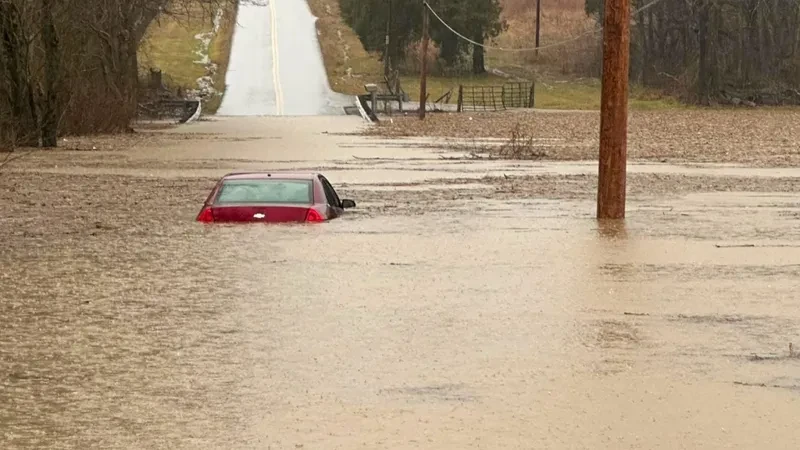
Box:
left=318, top=175, right=343, bottom=218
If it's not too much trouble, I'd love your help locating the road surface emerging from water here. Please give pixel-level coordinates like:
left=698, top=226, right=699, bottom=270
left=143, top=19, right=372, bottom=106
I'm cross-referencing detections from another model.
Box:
left=216, top=0, right=351, bottom=116
left=1, top=116, right=800, bottom=449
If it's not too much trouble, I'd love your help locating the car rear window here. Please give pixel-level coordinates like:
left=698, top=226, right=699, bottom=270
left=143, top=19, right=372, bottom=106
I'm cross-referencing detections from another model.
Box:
left=214, top=179, right=313, bottom=205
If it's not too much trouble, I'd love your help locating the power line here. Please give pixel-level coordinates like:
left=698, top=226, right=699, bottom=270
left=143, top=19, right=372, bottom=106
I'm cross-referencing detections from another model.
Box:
left=423, top=0, right=667, bottom=53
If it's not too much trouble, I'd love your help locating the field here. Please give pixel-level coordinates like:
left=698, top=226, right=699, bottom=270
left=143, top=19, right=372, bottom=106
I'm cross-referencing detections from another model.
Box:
left=365, top=108, right=800, bottom=167
left=398, top=74, right=683, bottom=110
left=306, top=0, right=679, bottom=109
left=366, top=0, right=800, bottom=156
left=486, top=0, right=682, bottom=108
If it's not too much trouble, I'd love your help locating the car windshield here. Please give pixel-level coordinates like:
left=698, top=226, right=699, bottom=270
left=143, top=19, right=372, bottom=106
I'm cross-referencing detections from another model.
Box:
left=215, top=179, right=313, bottom=205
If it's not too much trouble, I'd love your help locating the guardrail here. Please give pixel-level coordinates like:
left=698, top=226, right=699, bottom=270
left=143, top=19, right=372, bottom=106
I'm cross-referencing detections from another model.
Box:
left=137, top=99, right=201, bottom=123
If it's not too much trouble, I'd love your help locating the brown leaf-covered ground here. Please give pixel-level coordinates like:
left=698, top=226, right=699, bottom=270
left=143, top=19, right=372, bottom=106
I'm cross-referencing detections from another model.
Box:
left=364, top=109, right=800, bottom=166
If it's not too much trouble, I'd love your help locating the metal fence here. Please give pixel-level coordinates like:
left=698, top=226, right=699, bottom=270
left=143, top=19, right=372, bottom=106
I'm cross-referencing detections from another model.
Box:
left=457, top=81, right=535, bottom=112
left=502, top=82, right=535, bottom=108
left=457, top=85, right=504, bottom=112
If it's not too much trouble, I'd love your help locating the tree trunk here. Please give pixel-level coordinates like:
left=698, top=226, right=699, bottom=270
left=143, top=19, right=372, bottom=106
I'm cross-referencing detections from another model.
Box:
left=697, top=0, right=715, bottom=104
left=637, top=8, right=649, bottom=84
left=384, top=0, right=392, bottom=78
left=1, top=6, right=24, bottom=120
left=1, top=3, right=39, bottom=146
left=439, top=36, right=460, bottom=67
left=472, top=34, right=486, bottom=74
left=41, top=0, right=60, bottom=147
left=121, top=29, right=140, bottom=128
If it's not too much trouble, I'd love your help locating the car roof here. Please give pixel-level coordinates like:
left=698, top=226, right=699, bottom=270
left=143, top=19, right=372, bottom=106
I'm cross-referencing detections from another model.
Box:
left=221, top=171, right=320, bottom=181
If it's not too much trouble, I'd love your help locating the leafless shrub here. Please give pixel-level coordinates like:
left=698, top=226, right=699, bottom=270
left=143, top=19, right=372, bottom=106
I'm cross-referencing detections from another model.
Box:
left=435, top=121, right=548, bottom=160
left=495, top=122, right=547, bottom=160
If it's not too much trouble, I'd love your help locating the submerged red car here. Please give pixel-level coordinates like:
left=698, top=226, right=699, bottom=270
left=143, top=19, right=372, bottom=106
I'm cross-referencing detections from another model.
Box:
left=196, top=171, right=356, bottom=223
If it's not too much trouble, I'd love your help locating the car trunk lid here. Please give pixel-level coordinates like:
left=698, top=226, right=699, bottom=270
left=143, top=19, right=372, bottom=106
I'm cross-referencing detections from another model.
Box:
left=211, top=204, right=312, bottom=223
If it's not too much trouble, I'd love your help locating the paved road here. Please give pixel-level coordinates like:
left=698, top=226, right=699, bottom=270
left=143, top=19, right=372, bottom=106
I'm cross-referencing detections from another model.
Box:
left=216, top=0, right=352, bottom=116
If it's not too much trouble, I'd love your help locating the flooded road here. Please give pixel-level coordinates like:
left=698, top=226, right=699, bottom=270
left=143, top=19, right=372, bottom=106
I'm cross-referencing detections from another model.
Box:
left=2, top=117, right=799, bottom=449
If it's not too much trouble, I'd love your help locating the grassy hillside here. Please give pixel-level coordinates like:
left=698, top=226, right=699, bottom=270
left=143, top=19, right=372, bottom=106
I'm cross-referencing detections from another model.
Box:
left=307, top=0, right=384, bottom=94
left=138, top=2, right=237, bottom=113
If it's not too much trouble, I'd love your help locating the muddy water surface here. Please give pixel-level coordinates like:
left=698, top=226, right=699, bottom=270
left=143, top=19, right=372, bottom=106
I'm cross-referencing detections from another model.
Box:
left=2, top=117, right=799, bottom=449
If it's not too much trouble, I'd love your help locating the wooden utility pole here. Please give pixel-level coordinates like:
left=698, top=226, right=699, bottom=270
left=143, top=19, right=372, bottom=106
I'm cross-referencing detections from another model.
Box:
left=535, top=0, right=541, bottom=56
left=419, top=1, right=430, bottom=120
left=596, top=0, right=631, bottom=219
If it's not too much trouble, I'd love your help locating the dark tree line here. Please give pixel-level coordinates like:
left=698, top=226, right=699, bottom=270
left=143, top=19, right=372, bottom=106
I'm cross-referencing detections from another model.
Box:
left=0, top=0, right=228, bottom=149
left=340, top=0, right=506, bottom=76
left=587, top=0, right=800, bottom=104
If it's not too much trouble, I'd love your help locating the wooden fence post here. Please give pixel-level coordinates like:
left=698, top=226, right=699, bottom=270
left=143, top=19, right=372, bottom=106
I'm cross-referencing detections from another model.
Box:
left=149, top=68, right=163, bottom=90
left=528, top=82, right=535, bottom=108
left=419, top=1, right=430, bottom=120
left=457, top=85, right=464, bottom=112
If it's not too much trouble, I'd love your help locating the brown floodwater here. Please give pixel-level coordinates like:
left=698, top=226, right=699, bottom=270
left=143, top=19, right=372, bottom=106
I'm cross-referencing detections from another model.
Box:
left=1, top=117, right=799, bottom=449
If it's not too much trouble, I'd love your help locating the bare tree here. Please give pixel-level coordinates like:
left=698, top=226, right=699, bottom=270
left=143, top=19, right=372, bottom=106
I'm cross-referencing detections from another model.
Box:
left=581, top=0, right=800, bottom=103
left=0, top=0, right=233, bottom=150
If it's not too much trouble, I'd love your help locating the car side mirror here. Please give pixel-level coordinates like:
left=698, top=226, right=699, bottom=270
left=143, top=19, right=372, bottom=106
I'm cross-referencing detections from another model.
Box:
left=341, top=199, right=356, bottom=209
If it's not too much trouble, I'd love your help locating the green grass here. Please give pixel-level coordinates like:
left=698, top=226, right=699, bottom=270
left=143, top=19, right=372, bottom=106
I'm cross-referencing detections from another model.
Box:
left=139, top=17, right=208, bottom=87
left=399, top=73, right=683, bottom=110
left=535, top=79, right=684, bottom=110
left=138, top=4, right=236, bottom=113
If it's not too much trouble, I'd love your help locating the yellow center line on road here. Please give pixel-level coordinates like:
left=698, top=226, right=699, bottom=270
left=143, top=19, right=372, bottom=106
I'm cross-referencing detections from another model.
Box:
left=269, top=0, right=284, bottom=115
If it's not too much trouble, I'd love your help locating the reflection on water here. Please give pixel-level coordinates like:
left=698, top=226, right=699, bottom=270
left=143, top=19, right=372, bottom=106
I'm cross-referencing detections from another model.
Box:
left=2, top=177, right=800, bottom=448
left=596, top=218, right=628, bottom=240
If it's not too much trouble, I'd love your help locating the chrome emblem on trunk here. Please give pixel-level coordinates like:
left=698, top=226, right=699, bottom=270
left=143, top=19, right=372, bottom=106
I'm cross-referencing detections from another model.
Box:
left=253, top=213, right=265, bottom=219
